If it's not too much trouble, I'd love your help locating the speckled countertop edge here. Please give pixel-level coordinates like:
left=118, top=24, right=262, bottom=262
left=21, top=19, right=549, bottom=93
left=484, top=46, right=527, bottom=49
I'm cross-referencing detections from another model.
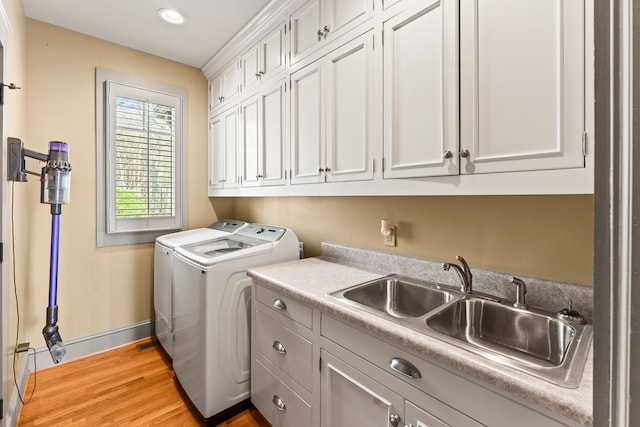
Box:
left=247, top=247, right=593, bottom=426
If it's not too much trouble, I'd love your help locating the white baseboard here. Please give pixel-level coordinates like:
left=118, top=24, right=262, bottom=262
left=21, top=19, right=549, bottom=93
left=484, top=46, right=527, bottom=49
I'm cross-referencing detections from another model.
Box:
left=6, top=319, right=153, bottom=427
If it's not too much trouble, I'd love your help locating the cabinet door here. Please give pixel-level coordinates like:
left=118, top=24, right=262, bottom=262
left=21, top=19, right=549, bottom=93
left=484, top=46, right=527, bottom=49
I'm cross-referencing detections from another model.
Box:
left=260, top=81, right=287, bottom=186
left=383, top=0, right=459, bottom=178
left=460, top=0, right=585, bottom=174
left=241, top=95, right=260, bottom=187
left=209, top=116, right=225, bottom=190
left=325, top=0, right=373, bottom=41
left=209, top=77, right=223, bottom=112
left=291, top=62, right=325, bottom=184
left=262, top=24, right=287, bottom=78
left=290, top=0, right=322, bottom=65
left=240, top=44, right=261, bottom=94
left=222, top=107, right=240, bottom=188
left=221, top=61, right=239, bottom=101
left=405, top=400, right=483, bottom=427
left=321, top=350, right=404, bottom=427
left=325, top=32, right=374, bottom=182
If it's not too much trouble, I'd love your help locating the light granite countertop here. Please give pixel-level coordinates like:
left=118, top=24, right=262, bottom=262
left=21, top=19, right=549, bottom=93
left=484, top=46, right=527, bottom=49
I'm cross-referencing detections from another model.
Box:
left=247, top=244, right=593, bottom=426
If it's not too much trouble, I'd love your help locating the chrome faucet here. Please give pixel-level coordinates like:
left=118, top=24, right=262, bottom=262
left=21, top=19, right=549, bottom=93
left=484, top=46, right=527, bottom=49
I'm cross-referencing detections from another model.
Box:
left=509, top=276, right=527, bottom=309
left=442, top=255, right=473, bottom=293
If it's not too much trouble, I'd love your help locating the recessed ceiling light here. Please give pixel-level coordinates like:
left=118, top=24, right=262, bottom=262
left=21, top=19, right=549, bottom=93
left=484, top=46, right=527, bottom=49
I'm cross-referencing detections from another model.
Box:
left=158, top=8, right=185, bottom=25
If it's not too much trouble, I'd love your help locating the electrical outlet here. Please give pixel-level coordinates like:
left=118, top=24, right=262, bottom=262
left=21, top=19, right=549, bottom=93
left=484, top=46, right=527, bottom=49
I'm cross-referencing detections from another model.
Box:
left=16, top=342, right=30, bottom=353
left=383, top=228, right=396, bottom=247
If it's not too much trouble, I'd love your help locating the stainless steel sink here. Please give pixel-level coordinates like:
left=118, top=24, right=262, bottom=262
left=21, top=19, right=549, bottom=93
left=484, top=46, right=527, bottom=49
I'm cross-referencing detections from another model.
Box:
left=330, top=276, right=592, bottom=388
left=422, top=298, right=592, bottom=387
left=425, top=299, right=574, bottom=366
left=330, top=275, right=461, bottom=319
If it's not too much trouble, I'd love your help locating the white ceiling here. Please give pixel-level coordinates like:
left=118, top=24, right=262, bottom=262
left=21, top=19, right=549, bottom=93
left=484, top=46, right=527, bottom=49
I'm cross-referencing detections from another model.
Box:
left=22, top=0, right=272, bottom=68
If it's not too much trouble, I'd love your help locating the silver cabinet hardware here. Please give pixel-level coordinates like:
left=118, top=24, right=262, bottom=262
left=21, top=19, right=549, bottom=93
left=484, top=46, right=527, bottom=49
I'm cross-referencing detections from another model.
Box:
left=259, top=71, right=266, bottom=75
left=324, top=167, right=331, bottom=172
left=460, top=148, right=470, bottom=158
left=317, top=29, right=324, bottom=41
left=272, top=299, right=287, bottom=311
left=272, top=340, right=287, bottom=354
left=272, top=395, right=286, bottom=411
left=389, top=357, right=422, bottom=379
left=389, top=414, right=401, bottom=427
left=443, top=150, right=453, bottom=159
left=323, top=25, right=331, bottom=39
left=255, top=73, right=262, bottom=78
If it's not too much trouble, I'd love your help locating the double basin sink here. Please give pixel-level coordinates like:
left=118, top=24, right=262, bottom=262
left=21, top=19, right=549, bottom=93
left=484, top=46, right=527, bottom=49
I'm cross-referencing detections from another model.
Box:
left=329, top=274, right=592, bottom=388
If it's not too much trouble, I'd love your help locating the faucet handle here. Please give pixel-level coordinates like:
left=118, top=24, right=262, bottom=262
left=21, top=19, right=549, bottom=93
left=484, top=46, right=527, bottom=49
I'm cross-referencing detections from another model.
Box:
left=509, top=276, right=527, bottom=309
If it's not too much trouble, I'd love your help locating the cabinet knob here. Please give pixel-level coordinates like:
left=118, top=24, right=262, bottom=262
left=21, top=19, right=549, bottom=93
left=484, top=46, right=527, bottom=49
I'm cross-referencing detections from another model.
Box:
left=255, top=73, right=262, bottom=78
left=323, top=25, right=331, bottom=39
left=272, top=340, right=287, bottom=354
left=389, top=414, right=401, bottom=427
left=389, top=357, right=422, bottom=379
left=272, top=299, right=287, bottom=311
left=460, top=149, right=470, bottom=158
left=317, top=29, right=324, bottom=41
left=443, top=150, right=453, bottom=160
left=259, top=71, right=266, bottom=75
left=272, top=395, right=286, bottom=411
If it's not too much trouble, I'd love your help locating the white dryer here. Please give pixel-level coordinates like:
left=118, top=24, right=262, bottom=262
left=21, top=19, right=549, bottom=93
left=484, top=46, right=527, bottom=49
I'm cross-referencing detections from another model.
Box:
left=172, top=224, right=299, bottom=423
left=154, top=219, right=247, bottom=358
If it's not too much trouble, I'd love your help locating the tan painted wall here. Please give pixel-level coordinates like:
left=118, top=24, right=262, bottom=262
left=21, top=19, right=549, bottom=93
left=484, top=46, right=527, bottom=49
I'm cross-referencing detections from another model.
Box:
left=5, top=0, right=29, bottom=409
left=9, top=19, right=219, bottom=349
left=231, top=195, right=594, bottom=286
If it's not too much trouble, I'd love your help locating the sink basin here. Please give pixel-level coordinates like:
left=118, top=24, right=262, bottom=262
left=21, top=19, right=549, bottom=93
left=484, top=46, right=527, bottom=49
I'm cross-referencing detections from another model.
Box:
left=425, top=298, right=573, bottom=366
left=330, top=275, right=592, bottom=388
left=424, top=298, right=592, bottom=387
left=330, top=275, right=460, bottom=319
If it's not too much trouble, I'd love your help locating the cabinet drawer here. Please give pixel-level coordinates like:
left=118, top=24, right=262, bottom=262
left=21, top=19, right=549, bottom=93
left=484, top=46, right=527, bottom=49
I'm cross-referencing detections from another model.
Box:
left=321, top=314, right=567, bottom=427
left=255, top=309, right=313, bottom=391
left=253, top=358, right=312, bottom=427
left=256, top=285, right=313, bottom=329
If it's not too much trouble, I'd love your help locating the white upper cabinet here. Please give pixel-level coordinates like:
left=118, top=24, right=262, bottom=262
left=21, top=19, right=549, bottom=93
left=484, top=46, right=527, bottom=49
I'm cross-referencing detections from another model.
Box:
left=290, top=0, right=373, bottom=65
left=291, top=32, right=374, bottom=185
left=240, top=79, right=287, bottom=187
left=208, top=106, right=240, bottom=191
left=240, top=23, right=287, bottom=95
left=210, top=60, right=239, bottom=114
left=383, top=0, right=459, bottom=179
left=459, top=0, right=585, bottom=174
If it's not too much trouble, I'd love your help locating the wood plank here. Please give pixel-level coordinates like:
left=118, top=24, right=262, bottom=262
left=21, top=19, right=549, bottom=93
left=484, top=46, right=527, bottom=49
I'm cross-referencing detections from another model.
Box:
left=17, top=338, right=271, bottom=427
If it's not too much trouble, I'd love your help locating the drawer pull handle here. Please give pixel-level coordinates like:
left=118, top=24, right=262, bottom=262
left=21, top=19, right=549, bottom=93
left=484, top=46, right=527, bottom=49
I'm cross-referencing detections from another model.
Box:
left=389, top=357, right=422, bottom=379
left=272, top=299, right=287, bottom=311
left=272, top=340, right=287, bottom=354
left=272, top=394, right=286, bottom=411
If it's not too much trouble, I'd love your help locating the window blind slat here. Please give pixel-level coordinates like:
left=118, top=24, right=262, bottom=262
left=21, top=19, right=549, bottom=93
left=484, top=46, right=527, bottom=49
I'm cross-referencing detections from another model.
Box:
left=114, top=95, right=176, bottom=219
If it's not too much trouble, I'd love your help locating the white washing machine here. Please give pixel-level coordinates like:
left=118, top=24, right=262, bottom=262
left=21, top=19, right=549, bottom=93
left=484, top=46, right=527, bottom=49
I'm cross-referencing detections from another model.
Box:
left=154, top=219, right=247, bottom=358
left=172, top=224, right=300, bottom=423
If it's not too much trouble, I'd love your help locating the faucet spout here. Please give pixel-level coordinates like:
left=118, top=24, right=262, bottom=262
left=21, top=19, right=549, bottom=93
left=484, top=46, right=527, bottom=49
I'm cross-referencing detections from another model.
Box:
left=442, top=255, right=473, bottom=293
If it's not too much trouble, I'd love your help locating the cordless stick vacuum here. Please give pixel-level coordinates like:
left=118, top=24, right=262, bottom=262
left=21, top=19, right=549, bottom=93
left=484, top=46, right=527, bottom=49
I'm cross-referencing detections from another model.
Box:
left=8, top=138, right=72, bottom=364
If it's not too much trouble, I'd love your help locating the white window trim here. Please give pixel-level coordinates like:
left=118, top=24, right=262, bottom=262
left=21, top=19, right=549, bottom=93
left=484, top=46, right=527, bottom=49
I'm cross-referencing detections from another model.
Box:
left=96, top=67, right=188, bottom=247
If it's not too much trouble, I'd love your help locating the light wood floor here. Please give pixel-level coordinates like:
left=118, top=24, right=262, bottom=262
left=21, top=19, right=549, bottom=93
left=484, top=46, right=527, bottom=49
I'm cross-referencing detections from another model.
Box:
left=17, top=338, right=271, bottom=427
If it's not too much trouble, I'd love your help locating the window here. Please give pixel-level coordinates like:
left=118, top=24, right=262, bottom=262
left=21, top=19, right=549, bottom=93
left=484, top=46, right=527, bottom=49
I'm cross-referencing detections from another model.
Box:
left=96, top=68, right=187, bottom=246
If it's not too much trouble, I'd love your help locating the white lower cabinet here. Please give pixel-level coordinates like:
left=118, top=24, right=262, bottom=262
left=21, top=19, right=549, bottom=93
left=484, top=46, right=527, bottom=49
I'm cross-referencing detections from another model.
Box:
left=251, top=282, right=580, bottom=427
left=320, top=349, right=404, bottom=427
